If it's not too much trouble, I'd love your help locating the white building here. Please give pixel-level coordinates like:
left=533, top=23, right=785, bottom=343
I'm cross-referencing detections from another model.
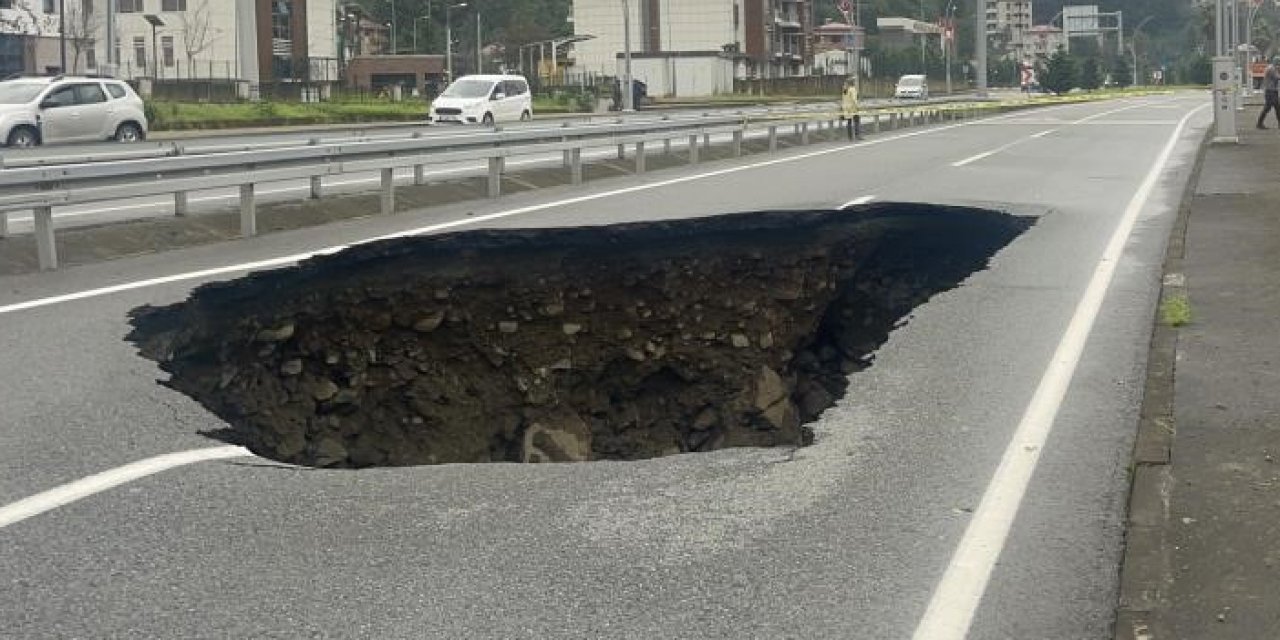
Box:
left=985, top=0, right=1032, bottom=61
left=570, top=0, right=815, bottom=96
left=1, top=0, right=338, bottom=90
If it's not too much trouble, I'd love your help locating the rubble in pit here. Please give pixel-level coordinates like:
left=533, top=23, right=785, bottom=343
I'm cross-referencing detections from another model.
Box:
left=126, top=205, right=1031, bottom=468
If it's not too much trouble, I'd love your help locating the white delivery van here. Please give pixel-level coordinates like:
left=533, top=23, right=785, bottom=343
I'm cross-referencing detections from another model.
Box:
left=429, top=74, right=533, bottom=125
left=894, top=74, right=929, bottom=99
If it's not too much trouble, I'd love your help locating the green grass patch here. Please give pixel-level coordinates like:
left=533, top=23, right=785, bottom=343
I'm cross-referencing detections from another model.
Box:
left=145, top=100, right=430, bottom=130
left=1160, top=294, right=1192, bottom=327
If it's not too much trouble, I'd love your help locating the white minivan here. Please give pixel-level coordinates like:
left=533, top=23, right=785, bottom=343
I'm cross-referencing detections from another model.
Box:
left=894, top=74, right=929, bottom=100
left=429, top=74, right=533, bottom=125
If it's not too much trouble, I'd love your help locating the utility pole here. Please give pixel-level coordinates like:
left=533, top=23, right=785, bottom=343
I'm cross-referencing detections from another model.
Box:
left=622, top=0, right=634, bottom=111
left=975, top=0, right=987, bottom=96
left=106, top=0, right=116, bottom=75
left=391, top=0, right=397, bottom=54
left=476, top=10, right=482, bottom=75
left=58, top=0, right=66, bottom=73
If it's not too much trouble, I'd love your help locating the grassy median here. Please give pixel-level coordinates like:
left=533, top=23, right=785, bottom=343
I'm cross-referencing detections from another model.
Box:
left=145, top=97, right=588, bottom=131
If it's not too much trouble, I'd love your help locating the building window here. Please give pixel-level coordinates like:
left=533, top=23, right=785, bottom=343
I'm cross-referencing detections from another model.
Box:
left=85, top=47, right=95, bottom=69
left=133, top=36, right=146, bottom=69
left=271, top=0, right=295, bottom=80
left=161, top=35, right=173, bottom=66
left=43, top=0, right=56, bottom=13
left=161, top=0, right=186, bottom=11
left=118, top=0, right=143, bottom=13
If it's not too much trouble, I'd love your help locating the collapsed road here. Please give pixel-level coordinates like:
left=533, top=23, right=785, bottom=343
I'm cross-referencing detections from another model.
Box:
left=127, top=206, right=1030, bottom=468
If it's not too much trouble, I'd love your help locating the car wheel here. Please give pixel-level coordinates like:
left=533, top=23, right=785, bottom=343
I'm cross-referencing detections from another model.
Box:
left=520, top=110, right=532, bottom=122
left=6, top=126, right=38, bottom=148
left=481, top=113, right=494, bottom=126
left=115, top=122, right=143, bottom=143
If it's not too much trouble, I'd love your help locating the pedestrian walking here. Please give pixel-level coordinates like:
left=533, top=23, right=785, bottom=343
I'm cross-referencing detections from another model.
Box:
left=841, top=77, right=863, bottom=141
left=1257, top=57, right=1280, bottom=129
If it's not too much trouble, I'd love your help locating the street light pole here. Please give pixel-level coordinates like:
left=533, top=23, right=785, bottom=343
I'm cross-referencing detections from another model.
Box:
left=622, top=0, right=634, bottom=111
left=446, top=3, right=468, bottom=82
left=391, top=0, right=397, bottom=54
left=58, top=0, right=66, bottom=73
left=975, top=0, right=987, bottom=96
left=945, top=0, right=956, bottom=95
left=476, top=11, right=482, bottom=75
left=1131, top=16, right=1153, bottom=87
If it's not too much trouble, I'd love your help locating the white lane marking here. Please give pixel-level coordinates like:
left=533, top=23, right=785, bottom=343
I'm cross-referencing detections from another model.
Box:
left=0, top=446, right=253, bottom=529
left=839, top=195, right=876, bottom=209
left=0, top=99, right=1158, bottom=316
left=951, top=129, right=1054, bottom=167
left=911, top=102, right=1209, bottom=640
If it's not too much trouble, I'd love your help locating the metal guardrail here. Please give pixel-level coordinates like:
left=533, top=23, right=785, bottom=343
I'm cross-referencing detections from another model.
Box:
left=0, top=101, right=999, bottom=270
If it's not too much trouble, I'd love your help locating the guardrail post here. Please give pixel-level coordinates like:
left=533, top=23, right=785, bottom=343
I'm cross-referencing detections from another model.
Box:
left=872, top=114, right=881, bottom=134
left=703, top=133, right=711, bottom=151
left=570, top=147, right=583, bottom=185
left=732, top=129, right=743, bottom=157
left=239, top=184, right=256, bottom=237
left=801, top=122, right=810, bottom=145
left=308, top=138, right=324, bottom=198
left=0, top=211, right=8, bottom=238
left=561, top=123, right=572, bottom=168
left=635, top=141, right=646, bottom=174
left=381, top=168, right=396, bottom=214
left=688, top=135, right=700, bottom=164
left=171, top=147, right=191, bottom=215
left=663, top=138, right=671, bottom=155
left=33, top=205, right=56, bottom=270
left=412, top=132, right=426, bottom=185
left=488, top=156, right=502, bottom=198
left=617, top=143, right=626, bottom=161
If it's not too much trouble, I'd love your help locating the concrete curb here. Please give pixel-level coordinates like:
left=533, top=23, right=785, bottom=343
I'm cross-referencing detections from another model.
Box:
left=1112, top=126, right=1213, bottom=640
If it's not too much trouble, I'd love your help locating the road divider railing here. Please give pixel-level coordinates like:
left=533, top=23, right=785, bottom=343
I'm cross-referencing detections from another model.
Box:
left=0, top=92, right=1148, bottom=271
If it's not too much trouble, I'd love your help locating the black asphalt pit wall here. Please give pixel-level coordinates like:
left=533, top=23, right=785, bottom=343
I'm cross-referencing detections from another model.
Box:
left=127, top=205, right=1031, bottom=468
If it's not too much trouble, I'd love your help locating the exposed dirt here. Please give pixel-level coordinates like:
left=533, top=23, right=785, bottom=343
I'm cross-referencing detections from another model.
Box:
left=127, top=205, right=1031, bottom=467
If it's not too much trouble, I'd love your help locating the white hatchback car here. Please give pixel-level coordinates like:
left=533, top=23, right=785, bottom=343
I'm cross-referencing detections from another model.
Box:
left=0, top=75, right=149, bottom=148
left=429, top=74, right=533, bottom=126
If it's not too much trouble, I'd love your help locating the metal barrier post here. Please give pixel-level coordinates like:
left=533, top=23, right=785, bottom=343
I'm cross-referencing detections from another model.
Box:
left=488, top=156, right=502, bottom=197
left=768, top=125, right=778, bottom=152
left=570, top=147, right=583, bottom=185
left=173, top=148, right=190, bottom=215
left=635, top=141, right=646, bottom=174
left=239, top=184, right=256, bottom=237
left=688, top=135, right=700, bottom=164
left=308, top=138, right=323, bottom=198
left=0, top=212, right=8, bottom=238
left=732, top=129, right=743, bottom=156
left=412, top=132, right=426, bottom=185
left=381, top=168, right=395, bottom=214
left=617, top=144, right=626, bottom=160
left=33, top=205, right=56, bottom=270
left=664, top=138, right=671, bottom=155
left=801, top=122, right=810, bottom=145
left=703, top=133, right=711, bottom=151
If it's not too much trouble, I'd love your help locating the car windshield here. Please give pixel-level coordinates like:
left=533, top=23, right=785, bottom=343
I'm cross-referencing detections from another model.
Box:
left=899, top=77, right=924, bottom=87
left=440, top=79, right=494, bottom=99
left=0, top=82, right=47, bottom=104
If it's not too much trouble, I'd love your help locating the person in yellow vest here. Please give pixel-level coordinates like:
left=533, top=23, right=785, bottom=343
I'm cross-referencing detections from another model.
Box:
left=841, top=77, right=863, bottom=141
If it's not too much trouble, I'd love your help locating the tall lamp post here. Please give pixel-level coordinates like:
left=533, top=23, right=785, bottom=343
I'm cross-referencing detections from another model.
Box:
left=414, top=15, right=431, bottom=54
left=621, top=0, right=634, bottom=111
left=144, top=14, right=165, bottom=79
left=390, top=0, right=397, bottom=54
left=445, top=2, right=468, bottom=82
left=975, top=0, right=987, bottom=96
left=944, top=0, right=957, bottom=95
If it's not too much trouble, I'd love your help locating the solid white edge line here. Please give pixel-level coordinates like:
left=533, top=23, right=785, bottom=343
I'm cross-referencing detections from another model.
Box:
left=0, top=445, right=253, bottom=530
left=839, top=195, right=876, bottom=209
left=0, top=99, right=1130, bottom=317
left=910, top=102, right=1210, bottom=640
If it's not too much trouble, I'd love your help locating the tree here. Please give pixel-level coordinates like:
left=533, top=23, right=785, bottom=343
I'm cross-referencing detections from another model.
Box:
left=63, top=0, right=101, bottom=74
left=1110, top=55, right=1132, bottom=87
left=1080, top=56, right=1101, bottom=90
left=180, top=0, right=216, bottom=77
left=1041, top=48, right=1078, bottom=94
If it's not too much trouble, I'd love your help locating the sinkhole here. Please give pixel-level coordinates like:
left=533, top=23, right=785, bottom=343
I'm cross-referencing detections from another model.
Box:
left=126, top=205, right=1032, bottom=468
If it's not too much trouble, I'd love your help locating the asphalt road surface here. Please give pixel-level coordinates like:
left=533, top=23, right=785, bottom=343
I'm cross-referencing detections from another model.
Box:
left=0, top=94, right=1211, bottom=639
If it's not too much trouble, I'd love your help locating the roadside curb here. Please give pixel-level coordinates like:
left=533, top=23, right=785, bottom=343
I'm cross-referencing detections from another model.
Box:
left=1112, top=126, right=1212, bottom=640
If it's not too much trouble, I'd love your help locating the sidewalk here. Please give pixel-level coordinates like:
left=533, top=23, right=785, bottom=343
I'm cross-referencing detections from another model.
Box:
left=1116, top=116, right=1280, bottom=637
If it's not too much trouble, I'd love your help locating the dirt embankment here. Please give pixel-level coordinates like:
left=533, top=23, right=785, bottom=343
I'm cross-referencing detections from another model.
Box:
left=127, top=206, right=1030, bottom=467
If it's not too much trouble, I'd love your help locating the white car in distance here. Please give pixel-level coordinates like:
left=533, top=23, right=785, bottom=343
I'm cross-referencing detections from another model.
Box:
left=0, top=75, right=149, bottom=148
left=430, top=74, right=533, bottom=126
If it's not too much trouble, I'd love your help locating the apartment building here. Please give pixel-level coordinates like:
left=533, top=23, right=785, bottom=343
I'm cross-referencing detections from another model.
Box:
left=985, top=0, right=1032, bottom=61
left=0, top=0, right=338, bottom=88
left=571, top=0, right=814, bottom=85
